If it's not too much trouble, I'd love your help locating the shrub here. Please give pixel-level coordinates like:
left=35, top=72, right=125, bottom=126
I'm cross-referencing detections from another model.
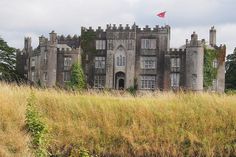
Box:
left=67, top=63, right=86, bottom=91
left=25, top=93, right=48, bottom=157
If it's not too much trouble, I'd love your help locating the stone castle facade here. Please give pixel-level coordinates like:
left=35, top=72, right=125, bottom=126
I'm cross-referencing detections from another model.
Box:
left=16, top=24, right=226, bottom=92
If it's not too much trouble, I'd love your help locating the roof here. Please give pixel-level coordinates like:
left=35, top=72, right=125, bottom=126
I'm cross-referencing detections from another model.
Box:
left=56, top=44, right=72, bottom=51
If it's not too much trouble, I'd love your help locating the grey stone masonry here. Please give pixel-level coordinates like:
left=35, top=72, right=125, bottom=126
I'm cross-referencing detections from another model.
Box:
left=16, top=24, right=226, bottom=92
left=185, top=32, right=204, bottom=91
left=17, top=31, right=81, bottom=88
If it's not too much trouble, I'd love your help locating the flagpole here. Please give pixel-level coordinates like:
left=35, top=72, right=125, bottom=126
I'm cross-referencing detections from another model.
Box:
left=166, top=11, right=169, bottom=26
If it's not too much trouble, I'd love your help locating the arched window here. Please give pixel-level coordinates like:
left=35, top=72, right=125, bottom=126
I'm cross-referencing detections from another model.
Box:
left=116, top=55, right=126, bottom=66
left=115, top=46, right=126, bottom=67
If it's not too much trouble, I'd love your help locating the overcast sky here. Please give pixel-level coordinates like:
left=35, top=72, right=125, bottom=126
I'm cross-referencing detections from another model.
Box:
left=0, top=0, right=235, bottom=54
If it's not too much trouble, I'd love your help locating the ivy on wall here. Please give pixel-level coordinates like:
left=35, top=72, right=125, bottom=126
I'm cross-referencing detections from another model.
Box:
left=80, top=30, right=96, bottom=69
left=203, top=48, right=218, bottom=88
left=80, top=30, right=96, bottom=53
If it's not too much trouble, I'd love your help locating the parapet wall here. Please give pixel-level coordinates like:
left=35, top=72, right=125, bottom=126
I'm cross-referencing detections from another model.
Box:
left=168, top=48, right=186, bottom=53
left=57, top=34, right=80, bottom=48
left=81, top=24, right=170, bottom=34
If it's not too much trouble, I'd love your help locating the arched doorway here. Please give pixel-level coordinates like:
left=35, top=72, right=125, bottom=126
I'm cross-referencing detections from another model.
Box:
left=118, top=78, right=125, bottom=89
left=115, top=72, right=125, bottom=90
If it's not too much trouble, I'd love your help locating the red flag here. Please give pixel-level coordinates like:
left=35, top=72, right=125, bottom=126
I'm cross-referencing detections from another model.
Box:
left=157, top=11, right=166, bottom=18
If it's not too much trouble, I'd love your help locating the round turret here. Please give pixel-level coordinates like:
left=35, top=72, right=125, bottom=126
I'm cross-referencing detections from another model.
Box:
left=185, top=32, right=204, bottom=91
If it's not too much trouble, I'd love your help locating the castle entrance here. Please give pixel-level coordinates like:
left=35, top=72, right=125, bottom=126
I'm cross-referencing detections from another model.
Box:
left=115, top=72, right=125, bottom=90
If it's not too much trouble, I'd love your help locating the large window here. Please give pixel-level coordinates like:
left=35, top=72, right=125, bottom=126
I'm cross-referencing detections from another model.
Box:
left=192, top=74, right=197, bottom=87
left=63, top=71, right=71, bottom=82
left=116, top=55, right=126, bottom=67
left=96, top=40, right=106, bottom=50
left=141, top=39, right=156, bottom=49
left=171, top=73, right=180, bottom=87
left=140, top=76, right=156, bottom=89
left=171, top=58, right=180, bottom=72
left=171, top=58, right=180, bottom=68
left=31, top=71, right=35, bottom=82
left=44, top=53, right=48, bottom=65
left=94, top=75, right=105, bottom=88
left=95, top=57, right=105, bottom=69
left=31, top=58, right=35, bottom=67
left=140, top=57, right=156, bottom=69
left=64, top=57, right=72, bottom=67
left=43, top=72, right=47, bottom=81
left=212, top=59, right=218, bottom=68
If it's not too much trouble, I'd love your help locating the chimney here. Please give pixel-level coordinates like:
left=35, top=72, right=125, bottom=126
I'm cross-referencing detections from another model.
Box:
left=24, top=37, right=32, bottom=51
left=209, top=26, right=216, bottom=46
left=191, top=31, right=198, bottom=41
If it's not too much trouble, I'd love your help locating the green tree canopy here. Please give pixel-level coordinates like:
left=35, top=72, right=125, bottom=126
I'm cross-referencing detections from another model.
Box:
left=0, top=37, right=20, bottom=82
left=68, top=62, right=86, bottom=90
left=226, top=48, right=236, bottom=90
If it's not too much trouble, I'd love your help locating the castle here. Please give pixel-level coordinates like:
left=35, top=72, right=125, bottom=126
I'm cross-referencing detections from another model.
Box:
left=16, top=24, right=226, bottom=92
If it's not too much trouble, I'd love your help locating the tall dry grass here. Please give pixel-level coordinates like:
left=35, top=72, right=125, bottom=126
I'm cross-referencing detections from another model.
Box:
left=0, top=83, right=236, bottom=156
left=0, top=83, right=32, bottom=157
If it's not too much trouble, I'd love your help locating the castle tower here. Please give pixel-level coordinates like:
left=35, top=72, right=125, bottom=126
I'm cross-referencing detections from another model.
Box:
left=47, top=31, right=58, bottom=87
left=209, top=26, right=216, bottom=46
left=185, top=32, right=204, bottom=91
left=105, top=24, right=136, bottom=89
left=24, top=37, right=32, bottom=52
left=50, top=30, right=57, bottom=45
left=39, top=35, right=47, bottom=46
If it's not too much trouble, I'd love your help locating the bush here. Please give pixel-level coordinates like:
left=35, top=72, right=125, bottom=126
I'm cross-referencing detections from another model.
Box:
left=25, top=93, right=48, bottom=157
left=67, top=63, right=86, bottom=91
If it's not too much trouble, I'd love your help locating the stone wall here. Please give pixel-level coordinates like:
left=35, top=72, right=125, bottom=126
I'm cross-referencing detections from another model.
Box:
left=185, top=33, right=204, bottom=91
left=16, top=25, right=226, bottom=92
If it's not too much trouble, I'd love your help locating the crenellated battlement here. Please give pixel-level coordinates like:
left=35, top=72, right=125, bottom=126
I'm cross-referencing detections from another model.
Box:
left=81, top=24, right=170, bottom=34
left=136, top=25, right=170, bottom=33
left=96, top=26, right=104, bottom=32
left=106, top=24, right=136, bottom=31
left=168, top=48, right=186, bottom=53
left=81, top=26, right=106, bottom=33
left=186, top=40, right=204, bottom=47
left=57, top=34, right=79, bottom=41
left=57, top=34, right=80, bottom=48
left=39, top=35, right=48, bottom=46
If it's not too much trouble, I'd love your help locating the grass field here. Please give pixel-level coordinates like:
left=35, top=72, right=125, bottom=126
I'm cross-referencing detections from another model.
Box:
left=0, top=83, right=236, bottom=157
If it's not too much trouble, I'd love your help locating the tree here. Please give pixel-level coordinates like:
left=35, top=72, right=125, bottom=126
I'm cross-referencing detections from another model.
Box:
left=225, top=48, right=236, bottom=90
left=68, top=62, right=86, bottom=90
left=0, top=37, right=20, bottom=82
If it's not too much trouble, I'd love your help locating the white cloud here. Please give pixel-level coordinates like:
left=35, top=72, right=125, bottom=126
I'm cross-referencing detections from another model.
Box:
left=0, top=0, right=235, bottom=54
